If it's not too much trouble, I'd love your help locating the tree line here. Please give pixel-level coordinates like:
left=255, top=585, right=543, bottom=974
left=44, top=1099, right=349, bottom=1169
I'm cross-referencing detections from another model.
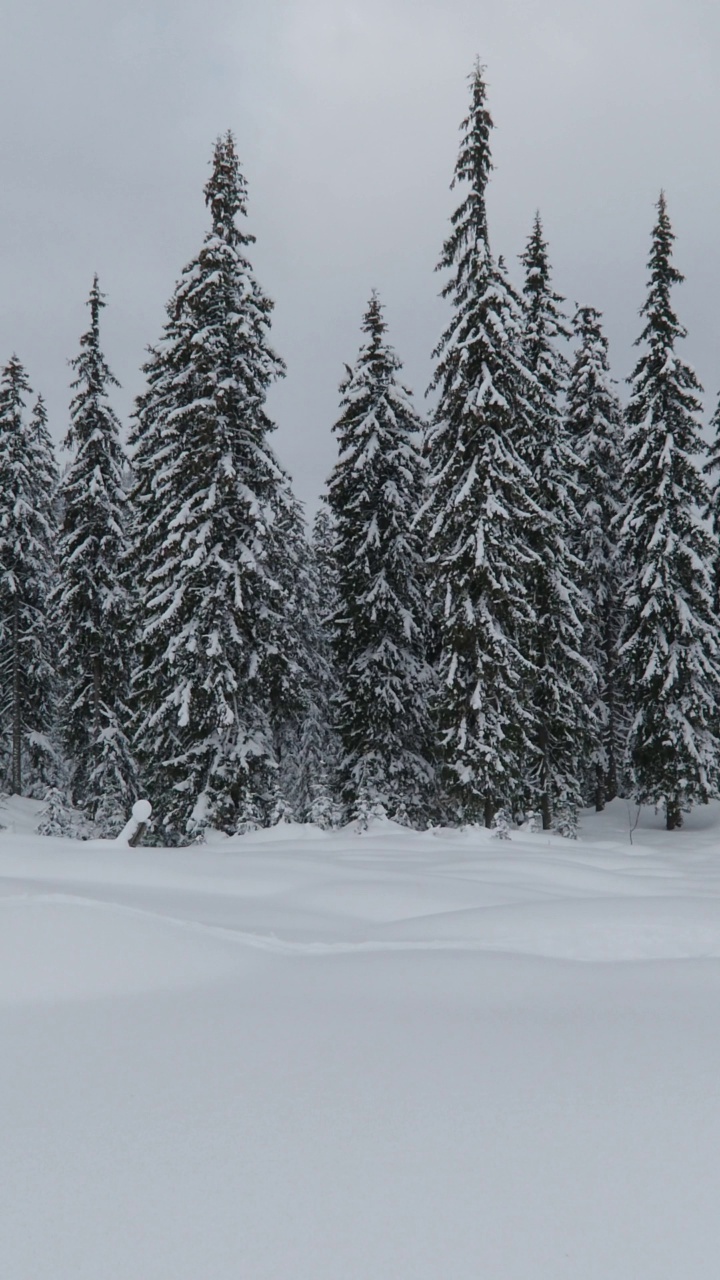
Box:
left=3, top=62, right=720, bottom=842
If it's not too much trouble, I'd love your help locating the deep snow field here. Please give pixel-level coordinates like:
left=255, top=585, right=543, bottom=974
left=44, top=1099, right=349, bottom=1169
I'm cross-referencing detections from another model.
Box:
left=3, top=797, right=720, bottom=1279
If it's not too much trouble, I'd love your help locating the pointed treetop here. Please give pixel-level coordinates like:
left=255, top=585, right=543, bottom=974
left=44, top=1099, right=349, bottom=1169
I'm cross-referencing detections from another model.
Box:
left=637, top=190, right=685, bottom=346
left=204, top=130, right=251, bottom=244
left=519, top=211, right=570, bottom=406
left=568, top=305, right=619, bottom=412
left=649, top=190, right=679, bottom=274
left=452, top=59, right=493, bottom=203
left=520, top=211, right=569, bottom=332
left=65, top=276, right=120, bottom=451
left=567, top=302, right=623, bottom=500
left=31, top=391, right=48, bottom=420
left=29, top=393, right=53, bottom=454
left=76, top=274, right=111, bottom=360
left=573, top=303, right=604, bottom=333
left=438, top=59, right=494, bottom=285
left=0, top=355, right=32, bottom=416
left=626, top=189, right=705, bottom=445
left=522, top=211, right=548, bottom=274
left=338, top=290, right=404, bottom=402
left=358, top=290, right=393, bottom=366
left=362, top=288, right=386, bottom=336
left=87, top=272, right=103, bottom=330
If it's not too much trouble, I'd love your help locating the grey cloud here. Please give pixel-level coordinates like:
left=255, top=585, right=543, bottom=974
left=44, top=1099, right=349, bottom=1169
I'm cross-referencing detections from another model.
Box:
left=1, top=0, right=719, bottom=512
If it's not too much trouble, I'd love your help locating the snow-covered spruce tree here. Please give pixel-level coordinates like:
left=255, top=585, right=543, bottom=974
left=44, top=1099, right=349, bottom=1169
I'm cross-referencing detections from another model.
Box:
left=273, top=504, right=339, bottom=828
left=312, top=503, right=339, bottom=632
left=263, top=484, right=334, bottom=827
left=327, top=291, right=434, bottom=827
left=619, top=193, right=720, bottom=830
left=518, top=213, right=571, bottom=465
left=517, top=213, right=593, bottom=831
left=703, top=394, right=720, bottom=613
left=566, top=305, right=627, bottom=809
left=0, top=358, right=59, bottom=795
left=37, top=785, right=79, bottom=839
left=425, top=61, right=543, bottom=827
left=129, top=132, right=295, bottom=843
left=304, top=506, right=344, bottom=826
left=55, top=278, right=136, bottom=834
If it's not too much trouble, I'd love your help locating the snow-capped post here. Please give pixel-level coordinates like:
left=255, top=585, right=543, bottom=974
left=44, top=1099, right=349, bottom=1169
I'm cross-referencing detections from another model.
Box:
left=115, top=799, right=152, bottom=847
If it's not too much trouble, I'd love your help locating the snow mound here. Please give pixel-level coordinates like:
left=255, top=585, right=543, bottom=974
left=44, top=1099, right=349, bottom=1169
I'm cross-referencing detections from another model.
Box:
left=377, top=895, right=720, bottom=961
left=0, top=896, right=245, bottom=1005
left=3, top=805, right=720, bottom=1280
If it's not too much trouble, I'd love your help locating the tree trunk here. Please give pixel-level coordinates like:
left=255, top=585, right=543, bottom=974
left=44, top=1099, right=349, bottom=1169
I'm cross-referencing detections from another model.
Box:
left=605, top=752, right=618, bottom=804
left=666, top=796, right=683, bottom=830
left=595, top=765, right=605, bottom=813
left=93, top=654, right=101, bottom=734
left=604, top=615, right=619, bottom=804
left=484, top=796, right=495, bottom=829
left=538, top=724, right=552, bottom=829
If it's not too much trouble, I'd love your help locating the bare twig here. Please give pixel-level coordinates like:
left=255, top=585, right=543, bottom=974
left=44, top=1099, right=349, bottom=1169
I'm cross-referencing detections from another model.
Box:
left=627, top=800, right=642, bottom=846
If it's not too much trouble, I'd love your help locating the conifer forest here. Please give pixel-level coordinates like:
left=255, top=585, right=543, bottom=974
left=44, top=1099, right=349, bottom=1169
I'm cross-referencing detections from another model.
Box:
left=4, top=62, right=719, bottom=842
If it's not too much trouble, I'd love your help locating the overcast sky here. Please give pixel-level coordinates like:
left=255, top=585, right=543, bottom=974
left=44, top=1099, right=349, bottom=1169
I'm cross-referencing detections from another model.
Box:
left=1, top=0, right=719, bottom=512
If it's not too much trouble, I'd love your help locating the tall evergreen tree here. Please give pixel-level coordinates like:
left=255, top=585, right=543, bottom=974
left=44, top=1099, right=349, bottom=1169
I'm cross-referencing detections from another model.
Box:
left=0, top=358, right=59, bottom=795
left=517, top=214, right=593, bottom=830
left=566, top=305, right=626, bottom=809
left=265, top=484, right=332, bottom=826
left=303, top=505, right=343, bottom=825
left=619, top=193, right=720, bottom=829
left=27, top=393, right=64, bottom=788
left=327, top=292, right=434, bottom=826
left=703, top=393, right=720, bottom=613
left=518, top=213, right=571, bottom=464
left=129, top=132, right=295, bottom=843
left=425, top=61, right=543, bottom=826
left=312, top=503, right=339, bottom=639
left=275, top=506, right=339, bottom=827
left=55, top=278, right=136, bottom=833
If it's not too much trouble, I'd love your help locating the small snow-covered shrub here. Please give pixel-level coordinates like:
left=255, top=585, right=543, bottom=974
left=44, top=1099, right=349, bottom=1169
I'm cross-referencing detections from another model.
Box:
left=554, top=806, right=578, bottom=840
left=38, top=787, right=80, bottom=839
left=491, top=807, right=512, bottom=840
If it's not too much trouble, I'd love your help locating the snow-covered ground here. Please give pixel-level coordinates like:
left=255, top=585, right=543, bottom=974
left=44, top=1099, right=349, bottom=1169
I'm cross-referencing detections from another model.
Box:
left=3, top=797, right=720, bottom=1279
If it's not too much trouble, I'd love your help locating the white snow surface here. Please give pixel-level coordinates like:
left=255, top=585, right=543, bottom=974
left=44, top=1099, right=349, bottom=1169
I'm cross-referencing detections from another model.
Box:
left=3, top=795, right=720, bottom=1278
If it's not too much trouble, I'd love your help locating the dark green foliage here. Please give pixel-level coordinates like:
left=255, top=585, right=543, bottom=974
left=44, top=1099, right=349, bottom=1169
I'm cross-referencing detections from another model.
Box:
left=327, top=292, right=434, bottom=826
left=425, top=62, right=542, bottom=826
left=274, top=505, right=339, bottom=827
left=0, top=359, right=59, bottom=795
left=703, top=394, right=720, bottom=614
left=129, top=133, right=294, bottom=842
left=517, top=214, right=593, bottom=830
left=619, top=194, right=720, bottom=829
left=55, top=278, right=136, bottom=834
left=567, top=305, right=627, bottom=809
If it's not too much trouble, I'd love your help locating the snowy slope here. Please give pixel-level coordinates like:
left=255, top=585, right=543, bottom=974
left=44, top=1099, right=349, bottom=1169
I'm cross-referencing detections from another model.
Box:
left=2, top=797, right=720, bottom=1278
